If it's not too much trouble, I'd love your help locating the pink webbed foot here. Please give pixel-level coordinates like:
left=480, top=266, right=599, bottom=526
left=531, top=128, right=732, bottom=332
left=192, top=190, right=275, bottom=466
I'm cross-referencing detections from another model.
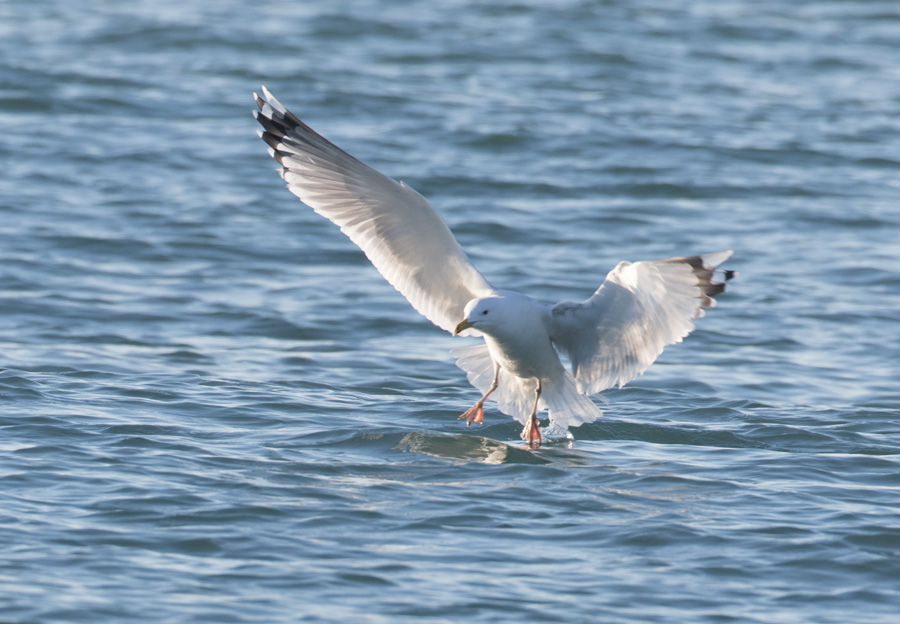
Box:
left=521, top=417, right=542, bottom=448
left=458, top=402, right=485, bottom=426
left=457, top=366, right=500, bottom=427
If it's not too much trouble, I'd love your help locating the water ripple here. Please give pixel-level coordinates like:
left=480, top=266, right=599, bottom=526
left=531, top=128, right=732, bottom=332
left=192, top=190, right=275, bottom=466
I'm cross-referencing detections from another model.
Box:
left=3, top=0, right=900, bottom=622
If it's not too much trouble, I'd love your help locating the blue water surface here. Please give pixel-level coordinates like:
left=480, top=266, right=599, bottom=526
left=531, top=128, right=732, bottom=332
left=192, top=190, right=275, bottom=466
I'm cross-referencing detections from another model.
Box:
left=2, top=1, right=899, bottom=622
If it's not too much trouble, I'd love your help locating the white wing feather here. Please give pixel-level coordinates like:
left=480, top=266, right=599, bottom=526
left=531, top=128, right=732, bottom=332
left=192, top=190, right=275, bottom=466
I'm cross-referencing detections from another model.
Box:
left=549, top=252, right=733, bottom=395
left=254, top=87, right=493, bottom=334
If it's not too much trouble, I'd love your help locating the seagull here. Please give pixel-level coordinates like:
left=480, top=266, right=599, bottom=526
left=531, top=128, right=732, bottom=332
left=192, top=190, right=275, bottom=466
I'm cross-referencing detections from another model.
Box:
left=253, top=87, right=734, bottom=447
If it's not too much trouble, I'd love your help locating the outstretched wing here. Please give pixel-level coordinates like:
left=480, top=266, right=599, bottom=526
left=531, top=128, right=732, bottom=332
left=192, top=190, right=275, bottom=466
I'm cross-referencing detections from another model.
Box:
left=548, top=251, right=734, bottom=395
left=254, top=87, right=494, bottom=334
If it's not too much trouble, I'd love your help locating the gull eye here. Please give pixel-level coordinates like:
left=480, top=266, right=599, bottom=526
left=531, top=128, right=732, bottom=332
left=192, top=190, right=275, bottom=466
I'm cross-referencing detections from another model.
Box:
left=482, top=310, right=489, bottom=315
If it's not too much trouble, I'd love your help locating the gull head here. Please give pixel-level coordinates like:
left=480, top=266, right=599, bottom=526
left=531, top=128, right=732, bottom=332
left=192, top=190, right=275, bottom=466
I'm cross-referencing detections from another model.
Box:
left=453, top=296, right=506, bottom=336
left=453, top=292, right=538, bottom=337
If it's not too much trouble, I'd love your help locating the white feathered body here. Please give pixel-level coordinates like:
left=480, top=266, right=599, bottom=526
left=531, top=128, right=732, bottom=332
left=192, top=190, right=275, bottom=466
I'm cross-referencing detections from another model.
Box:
left=476, top=292, right=559, bottom=380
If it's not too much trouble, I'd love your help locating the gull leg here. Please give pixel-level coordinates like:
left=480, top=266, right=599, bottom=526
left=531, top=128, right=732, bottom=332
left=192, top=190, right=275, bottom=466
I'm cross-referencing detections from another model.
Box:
left=458, top=365, right=500, bottom=426
left=521, top=379, right=542, bottom=448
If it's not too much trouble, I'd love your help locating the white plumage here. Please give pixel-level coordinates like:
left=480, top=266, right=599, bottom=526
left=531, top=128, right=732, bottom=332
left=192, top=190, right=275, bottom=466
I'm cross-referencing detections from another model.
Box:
left=254, top=87, right=734, bottom=446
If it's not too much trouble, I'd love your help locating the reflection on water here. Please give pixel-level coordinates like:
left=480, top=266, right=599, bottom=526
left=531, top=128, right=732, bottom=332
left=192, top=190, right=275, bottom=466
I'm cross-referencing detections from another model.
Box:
left=398, top=431, right=547, bottom=465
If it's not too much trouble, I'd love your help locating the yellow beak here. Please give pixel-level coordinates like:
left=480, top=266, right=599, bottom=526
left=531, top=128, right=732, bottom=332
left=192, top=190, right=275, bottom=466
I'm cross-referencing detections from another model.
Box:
left=453, top=319, right=474, bottom=336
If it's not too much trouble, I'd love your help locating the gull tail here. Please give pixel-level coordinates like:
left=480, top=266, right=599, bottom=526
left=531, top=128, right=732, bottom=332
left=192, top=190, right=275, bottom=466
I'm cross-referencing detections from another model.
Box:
left=541, top=371, right=603, bottom=429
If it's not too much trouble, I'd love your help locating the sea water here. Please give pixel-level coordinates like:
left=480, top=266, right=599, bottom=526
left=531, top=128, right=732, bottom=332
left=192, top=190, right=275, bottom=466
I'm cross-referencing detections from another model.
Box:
left=2, top=1, right=899, bottom=622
